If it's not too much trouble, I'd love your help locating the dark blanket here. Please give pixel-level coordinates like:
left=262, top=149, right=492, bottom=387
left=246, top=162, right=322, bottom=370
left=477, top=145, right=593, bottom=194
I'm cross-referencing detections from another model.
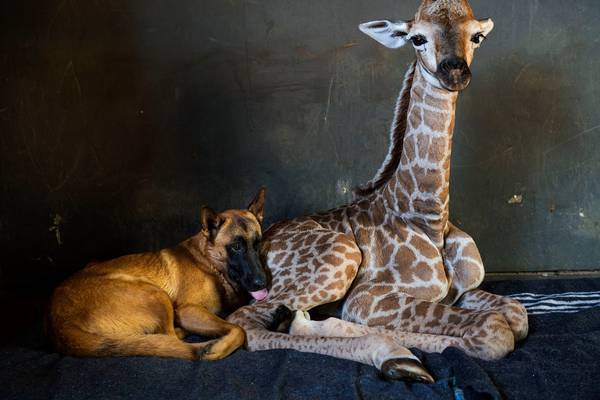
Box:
left=2, top=278, right=600, bottom=400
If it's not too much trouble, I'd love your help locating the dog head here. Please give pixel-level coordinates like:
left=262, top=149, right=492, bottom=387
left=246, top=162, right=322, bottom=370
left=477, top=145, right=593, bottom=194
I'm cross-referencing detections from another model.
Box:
left=201, top=188, right=269, bottom=301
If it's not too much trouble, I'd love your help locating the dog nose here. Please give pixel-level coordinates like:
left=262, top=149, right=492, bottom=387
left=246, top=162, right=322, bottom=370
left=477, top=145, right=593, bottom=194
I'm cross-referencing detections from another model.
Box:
left=253, top=277, right=266, bottom=289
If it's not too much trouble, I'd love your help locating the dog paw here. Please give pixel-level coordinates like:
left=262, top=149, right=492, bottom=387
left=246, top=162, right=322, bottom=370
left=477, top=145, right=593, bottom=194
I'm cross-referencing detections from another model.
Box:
left=195, top=342, right=215, bottom=360
left=174, top=327, right=187, bottom=340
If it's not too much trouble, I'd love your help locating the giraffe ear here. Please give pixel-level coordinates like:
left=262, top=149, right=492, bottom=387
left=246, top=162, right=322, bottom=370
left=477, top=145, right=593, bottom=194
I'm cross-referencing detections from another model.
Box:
left=359, top=20, right=413, bottom=49
left=479, top=18, right=494, bottom=37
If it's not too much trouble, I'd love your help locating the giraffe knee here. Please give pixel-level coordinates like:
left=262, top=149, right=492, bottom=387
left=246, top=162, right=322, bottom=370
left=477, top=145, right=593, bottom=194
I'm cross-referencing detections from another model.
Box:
left=501, top=299, right=529, bottom=342
left=464, top=311, right=515, bottom=360
left=243, top=328, right=266, bottom=352
left=289, top=310, right=315, bottom=336
left=451, top=260, right=484, bottom=298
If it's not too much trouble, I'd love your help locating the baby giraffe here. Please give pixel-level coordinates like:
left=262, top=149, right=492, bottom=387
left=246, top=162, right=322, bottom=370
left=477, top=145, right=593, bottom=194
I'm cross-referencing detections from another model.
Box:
left=228, top=0, right=528, bottom=383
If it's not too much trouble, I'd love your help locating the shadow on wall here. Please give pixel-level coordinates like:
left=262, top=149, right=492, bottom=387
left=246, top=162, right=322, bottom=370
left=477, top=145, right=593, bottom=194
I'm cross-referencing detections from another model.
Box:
left=0, top=0, right=167, bottom=289
left=452, top=52, right=589, bottom=271
left=2, top=0, right=600, bottom=292
left=169, top=50, right=302, bottom=225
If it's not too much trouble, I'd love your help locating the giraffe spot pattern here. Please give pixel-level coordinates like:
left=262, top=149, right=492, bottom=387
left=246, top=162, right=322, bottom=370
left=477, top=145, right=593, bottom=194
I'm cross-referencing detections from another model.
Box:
left=224, top=59, right=528, bottom=366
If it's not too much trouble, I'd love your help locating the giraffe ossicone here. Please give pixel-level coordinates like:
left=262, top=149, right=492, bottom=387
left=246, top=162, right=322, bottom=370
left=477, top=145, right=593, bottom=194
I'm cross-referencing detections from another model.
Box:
left=228, top=0, right=528, bottom=383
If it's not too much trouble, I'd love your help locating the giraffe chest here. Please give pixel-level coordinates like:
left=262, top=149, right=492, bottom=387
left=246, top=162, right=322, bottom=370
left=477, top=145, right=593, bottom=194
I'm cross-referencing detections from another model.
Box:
left=353, top=219, right=449, bottom=303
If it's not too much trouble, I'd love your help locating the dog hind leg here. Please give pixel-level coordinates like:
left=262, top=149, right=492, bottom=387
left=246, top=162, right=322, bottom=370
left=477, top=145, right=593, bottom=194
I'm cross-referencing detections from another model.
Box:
left=58, top=325, right=211, bottom=360
left=175, top=304, right=246, bottom=361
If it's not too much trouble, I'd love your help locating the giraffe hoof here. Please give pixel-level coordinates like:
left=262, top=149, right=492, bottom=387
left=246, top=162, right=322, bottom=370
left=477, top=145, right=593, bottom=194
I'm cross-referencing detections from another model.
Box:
left=289, top=310, right=313, bottom=336
left=268, top=305, right=295, bottom=333
left=381, top=358, right=434, bottom=384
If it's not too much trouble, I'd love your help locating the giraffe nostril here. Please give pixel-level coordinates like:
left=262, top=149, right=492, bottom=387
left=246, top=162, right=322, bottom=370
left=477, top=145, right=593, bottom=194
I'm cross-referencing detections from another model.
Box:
left=439, top=57, right=468, bottom=73
left=438, top=57, right=471, bottom=90
left=449, top=69, right=463, bottom=84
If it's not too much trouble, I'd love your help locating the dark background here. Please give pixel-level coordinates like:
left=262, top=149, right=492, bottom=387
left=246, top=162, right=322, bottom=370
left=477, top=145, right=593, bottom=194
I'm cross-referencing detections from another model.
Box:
left=1, top=0, right=600, bottom=292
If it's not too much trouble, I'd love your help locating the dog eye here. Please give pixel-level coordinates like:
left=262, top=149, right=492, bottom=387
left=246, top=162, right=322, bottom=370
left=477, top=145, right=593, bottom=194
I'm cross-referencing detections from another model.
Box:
left=231, top=242, right=243, bottom=252
left=471, top=33, right=485, bottom=44
left=410, top=35, right=428, bottom=46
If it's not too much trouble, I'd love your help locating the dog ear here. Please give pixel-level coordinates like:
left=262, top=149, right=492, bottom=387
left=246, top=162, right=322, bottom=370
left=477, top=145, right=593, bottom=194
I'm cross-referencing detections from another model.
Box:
left=248, top=187, right=266, bottom=225
left=200, top=206, right=223, bottom=240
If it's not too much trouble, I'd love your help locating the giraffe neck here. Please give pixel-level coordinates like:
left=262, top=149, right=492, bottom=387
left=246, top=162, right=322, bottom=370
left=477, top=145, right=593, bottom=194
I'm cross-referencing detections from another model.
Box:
left=383, top=62, right=458, bottom=246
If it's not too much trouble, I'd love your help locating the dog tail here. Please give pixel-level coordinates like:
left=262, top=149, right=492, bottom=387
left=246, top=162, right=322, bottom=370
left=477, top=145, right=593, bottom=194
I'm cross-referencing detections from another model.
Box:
left=56, top=326, right=203, bottom=360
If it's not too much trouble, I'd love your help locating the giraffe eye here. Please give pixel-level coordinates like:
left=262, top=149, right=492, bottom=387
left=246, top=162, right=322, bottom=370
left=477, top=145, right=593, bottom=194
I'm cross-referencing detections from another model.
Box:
left=471, top=33, right=486, bottom=44
left=410, top=35, right=428, bottom=46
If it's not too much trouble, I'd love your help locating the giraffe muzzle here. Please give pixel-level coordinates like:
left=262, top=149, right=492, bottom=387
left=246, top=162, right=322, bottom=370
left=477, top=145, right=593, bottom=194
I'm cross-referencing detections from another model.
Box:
left=437, top=57, right=472, bottom=91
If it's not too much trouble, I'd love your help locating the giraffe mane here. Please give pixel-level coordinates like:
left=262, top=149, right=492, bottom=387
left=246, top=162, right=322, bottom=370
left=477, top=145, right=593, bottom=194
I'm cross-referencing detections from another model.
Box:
left=353, top=60, right=417, bottom=198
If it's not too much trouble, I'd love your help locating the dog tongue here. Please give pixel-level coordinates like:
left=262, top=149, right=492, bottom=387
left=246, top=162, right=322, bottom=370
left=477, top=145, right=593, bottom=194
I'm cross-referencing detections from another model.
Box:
left=250, top=288, right=269, bottom=301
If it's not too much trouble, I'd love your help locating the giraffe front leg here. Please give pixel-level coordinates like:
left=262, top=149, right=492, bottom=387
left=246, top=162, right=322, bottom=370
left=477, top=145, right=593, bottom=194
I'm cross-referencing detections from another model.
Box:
left=292, top=304, right=513, bottom=362
left=228, top=303, right=433, bottom=383
left=288, top=309, right=433, bottom=383
left=442, top=223, right=528, bottom=341
left=440, top=222, right=485, bottom=306
left=456, top=289, right=528, bottom=341
left=290, top=311, right=435, bottom=383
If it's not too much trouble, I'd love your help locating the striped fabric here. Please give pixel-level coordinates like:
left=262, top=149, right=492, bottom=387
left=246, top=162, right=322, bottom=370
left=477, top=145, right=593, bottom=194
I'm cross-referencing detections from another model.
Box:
left=508, top=290, right=600, bottom=315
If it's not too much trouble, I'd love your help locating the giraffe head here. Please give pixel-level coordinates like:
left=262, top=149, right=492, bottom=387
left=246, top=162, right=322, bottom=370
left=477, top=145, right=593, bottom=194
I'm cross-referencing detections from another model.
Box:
left=359, top=0, right=494, bottom=91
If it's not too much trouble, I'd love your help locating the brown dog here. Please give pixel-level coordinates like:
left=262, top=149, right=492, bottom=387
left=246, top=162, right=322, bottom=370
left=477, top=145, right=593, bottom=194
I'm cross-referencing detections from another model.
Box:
left=49, top=189, right=269, bottom=361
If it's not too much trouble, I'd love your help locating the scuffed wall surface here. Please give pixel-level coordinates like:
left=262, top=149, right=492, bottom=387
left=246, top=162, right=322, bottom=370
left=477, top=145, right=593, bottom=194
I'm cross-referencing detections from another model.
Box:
left=1, top=0, right=599, bottom=289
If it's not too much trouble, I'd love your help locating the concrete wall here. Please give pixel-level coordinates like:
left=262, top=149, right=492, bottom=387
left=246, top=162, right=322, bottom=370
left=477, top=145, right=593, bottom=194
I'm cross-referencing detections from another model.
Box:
left=2, top=0, right=600, bottom=290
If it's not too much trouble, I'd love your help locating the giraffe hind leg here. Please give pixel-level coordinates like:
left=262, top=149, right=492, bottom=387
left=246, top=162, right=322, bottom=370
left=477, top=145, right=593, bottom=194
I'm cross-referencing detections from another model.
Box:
left=342, top=287, right=515, bottom=361
left=456, top=289, right=529, bottom=341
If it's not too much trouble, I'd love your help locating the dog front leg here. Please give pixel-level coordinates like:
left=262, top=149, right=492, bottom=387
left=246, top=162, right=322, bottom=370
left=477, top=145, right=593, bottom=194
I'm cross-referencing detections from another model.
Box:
left=175, top=304, right=245, bottom=361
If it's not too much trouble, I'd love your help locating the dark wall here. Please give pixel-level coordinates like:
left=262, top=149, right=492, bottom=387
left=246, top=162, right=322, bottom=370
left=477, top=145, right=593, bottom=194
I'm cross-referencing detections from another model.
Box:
left=1, top=0, right=600, bottom=290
